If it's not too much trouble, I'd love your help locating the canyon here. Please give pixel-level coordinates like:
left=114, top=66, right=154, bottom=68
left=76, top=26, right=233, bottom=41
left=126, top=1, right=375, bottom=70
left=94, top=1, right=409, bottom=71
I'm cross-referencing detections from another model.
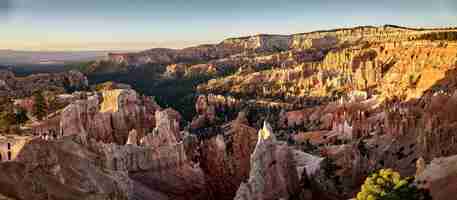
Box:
left=1, top=25, right=457, bottom=200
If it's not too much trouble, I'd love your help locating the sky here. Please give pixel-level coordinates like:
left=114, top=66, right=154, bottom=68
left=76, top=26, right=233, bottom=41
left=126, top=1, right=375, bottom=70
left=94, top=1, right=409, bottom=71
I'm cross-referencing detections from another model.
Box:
left=1, top=0, right=457, bottom=51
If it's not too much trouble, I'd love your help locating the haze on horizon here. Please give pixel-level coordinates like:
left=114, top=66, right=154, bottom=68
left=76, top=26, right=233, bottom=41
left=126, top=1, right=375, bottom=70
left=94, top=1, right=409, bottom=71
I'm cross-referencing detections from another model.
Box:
left=1, top=0, right=457, bottom=51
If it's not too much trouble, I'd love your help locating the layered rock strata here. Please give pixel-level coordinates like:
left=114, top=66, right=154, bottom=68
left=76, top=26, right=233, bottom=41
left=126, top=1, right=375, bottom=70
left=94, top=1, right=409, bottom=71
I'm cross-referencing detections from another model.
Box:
left=234, top=122, right=302, bottom=200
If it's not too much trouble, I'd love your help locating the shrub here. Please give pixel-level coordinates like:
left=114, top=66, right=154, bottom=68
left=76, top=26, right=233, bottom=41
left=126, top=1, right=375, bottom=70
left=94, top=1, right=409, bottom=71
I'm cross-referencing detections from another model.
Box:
left=356, top=169, right=431, bottom=200
left=408, top=73, right=421, bottom=88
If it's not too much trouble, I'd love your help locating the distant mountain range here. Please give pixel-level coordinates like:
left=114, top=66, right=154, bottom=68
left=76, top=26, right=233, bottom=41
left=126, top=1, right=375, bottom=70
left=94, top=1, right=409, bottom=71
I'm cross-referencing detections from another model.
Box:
left=0, top=50, right=111, bottom=65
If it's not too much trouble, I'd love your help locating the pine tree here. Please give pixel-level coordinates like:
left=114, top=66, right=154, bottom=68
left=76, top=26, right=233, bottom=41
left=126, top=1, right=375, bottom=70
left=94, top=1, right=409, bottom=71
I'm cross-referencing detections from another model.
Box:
left=14, top=107, right=29, bottom=125
left=32, top=91, right=48, bottom=120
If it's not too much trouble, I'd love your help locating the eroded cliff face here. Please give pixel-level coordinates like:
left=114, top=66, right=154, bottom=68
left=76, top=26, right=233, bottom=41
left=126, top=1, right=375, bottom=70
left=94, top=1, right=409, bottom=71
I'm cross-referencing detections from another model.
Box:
left=60, top=89, right=160, bottom=144
left=0, top=137, right=133, bottom=200
left=198, top=112, right=258, bottom=200
left=3, top=25, right=457, bottom=200
left=140, top=109, right=181, bottom=148
left=0, top=92, right=209, bottom=200
left=105, top=25, right=457, bottom=67
left=234, top=122, right=303, bottom=200
left=416, top=154, right=457, bottom=200
left=221, top=34, right=292, bottom=53
left=198, top=40, right=457, bottom=106
left=0, top=133, right=206, bottom=200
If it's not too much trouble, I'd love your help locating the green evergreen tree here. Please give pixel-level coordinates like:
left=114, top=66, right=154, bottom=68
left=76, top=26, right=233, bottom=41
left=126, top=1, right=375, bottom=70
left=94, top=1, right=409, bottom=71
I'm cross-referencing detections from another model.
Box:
left=14, top=107, right=29, bottom=125
left=32, top=90, right=48, bottom=120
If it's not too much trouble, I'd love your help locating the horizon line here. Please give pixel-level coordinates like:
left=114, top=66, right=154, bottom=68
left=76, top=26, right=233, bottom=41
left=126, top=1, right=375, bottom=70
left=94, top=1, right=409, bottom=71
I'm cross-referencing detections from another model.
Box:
left=4, top=23, right=457, bottom=52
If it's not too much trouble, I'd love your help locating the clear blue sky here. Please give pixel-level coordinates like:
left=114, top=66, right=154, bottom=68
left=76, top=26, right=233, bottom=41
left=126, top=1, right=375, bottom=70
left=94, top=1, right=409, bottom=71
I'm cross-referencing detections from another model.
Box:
left=1, top=0, right=456, bottom=51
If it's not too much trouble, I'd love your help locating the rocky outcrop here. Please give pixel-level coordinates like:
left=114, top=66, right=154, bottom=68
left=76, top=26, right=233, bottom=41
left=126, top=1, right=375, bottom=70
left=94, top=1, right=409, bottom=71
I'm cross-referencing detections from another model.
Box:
left=198, top=112, right=258, bottom=200
left=105, top=25, right=457, bottom=69
left=4, top=24, right=457, bottom=200
left=199, top=134, right=236, bottom=199
left=165, top=63, right=187, bottom=78
left=416, top=154, right=457, bottom=200
left=0, top=131, right=206, bottom=200
left=0, top=90, right=208, bottom=200
left=222, top=34, right=291, bottom=52
left=0, top=137, right=133, bottom=200
left=229, top=112, right=259, bottom=182
left=129, top=164, right=209, bottom=200
left=234, top=122, right=301, bottom=200
left=140, top=109, right=181, bottom=148
left=60, top=89, right=161, bottom=144
left=126, top=129, right=139, bottom=145
left=191, top=95, right=218, bottom=130
left=93, top=81, right=133, bottom=91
